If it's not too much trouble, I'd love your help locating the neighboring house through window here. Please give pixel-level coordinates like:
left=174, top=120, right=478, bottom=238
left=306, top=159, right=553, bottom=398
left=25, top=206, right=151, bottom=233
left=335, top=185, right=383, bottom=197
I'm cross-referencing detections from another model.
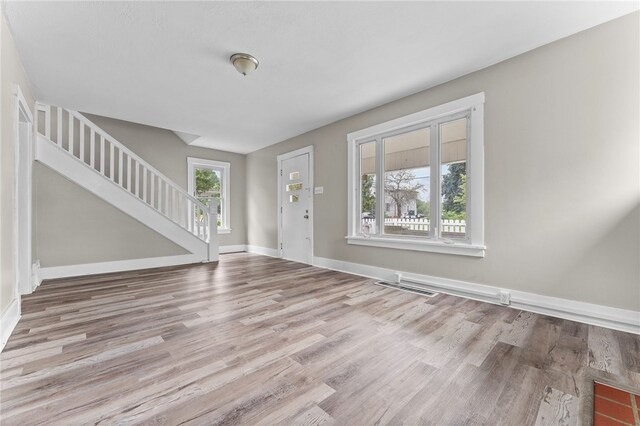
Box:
left=187, top=157, right=231, bottom=234
left=347, top=93, right=485, bottom=257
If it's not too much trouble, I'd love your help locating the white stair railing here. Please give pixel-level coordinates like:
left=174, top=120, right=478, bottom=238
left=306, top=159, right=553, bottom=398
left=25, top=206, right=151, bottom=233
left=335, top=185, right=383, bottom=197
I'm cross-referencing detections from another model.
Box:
left=35, top=104, right=218, bottom=259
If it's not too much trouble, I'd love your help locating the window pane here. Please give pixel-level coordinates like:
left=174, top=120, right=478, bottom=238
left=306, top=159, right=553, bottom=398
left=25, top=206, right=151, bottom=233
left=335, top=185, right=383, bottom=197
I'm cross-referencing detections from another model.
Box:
left=194, top=167, right=223, bottom=226
left=286, top=183, right=303, bottom=192
left=440, top=118, right=468, bottom=239
left=359, top=141, right=376, bottom=234
left=383, top=127, right=430, bottom=237
left=195, top=168, right=221, bottom=199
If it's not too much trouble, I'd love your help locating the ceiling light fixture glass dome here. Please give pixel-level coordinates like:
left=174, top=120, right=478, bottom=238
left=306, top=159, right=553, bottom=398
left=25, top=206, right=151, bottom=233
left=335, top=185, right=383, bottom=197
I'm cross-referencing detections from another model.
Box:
left=230, top=53, right=259, bottom=76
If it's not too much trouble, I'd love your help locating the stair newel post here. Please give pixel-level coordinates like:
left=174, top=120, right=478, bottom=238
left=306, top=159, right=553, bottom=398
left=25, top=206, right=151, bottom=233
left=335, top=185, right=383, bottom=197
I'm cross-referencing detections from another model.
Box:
left=207, top=199, right=219, bottom=262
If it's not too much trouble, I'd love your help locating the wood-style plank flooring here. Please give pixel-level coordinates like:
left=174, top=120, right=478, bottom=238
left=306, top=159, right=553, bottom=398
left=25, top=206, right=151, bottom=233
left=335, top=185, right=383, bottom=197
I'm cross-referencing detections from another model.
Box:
left=1, top=252, right=639, bottom=425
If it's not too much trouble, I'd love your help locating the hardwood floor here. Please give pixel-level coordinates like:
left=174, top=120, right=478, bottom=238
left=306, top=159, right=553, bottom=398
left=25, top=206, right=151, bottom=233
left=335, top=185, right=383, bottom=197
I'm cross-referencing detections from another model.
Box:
left=1, top=252, right=638, bottom=425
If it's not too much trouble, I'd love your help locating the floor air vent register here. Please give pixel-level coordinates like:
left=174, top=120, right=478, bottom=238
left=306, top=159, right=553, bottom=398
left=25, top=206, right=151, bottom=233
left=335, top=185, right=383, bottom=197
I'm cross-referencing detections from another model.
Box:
left=375, top=279, right=438, bottom=298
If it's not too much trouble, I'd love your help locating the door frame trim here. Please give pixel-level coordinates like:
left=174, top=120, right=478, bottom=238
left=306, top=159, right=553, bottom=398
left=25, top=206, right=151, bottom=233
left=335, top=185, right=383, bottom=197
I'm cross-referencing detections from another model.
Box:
left=14, top=85, right=34, bottom=295
left=277, top=145, right=314, bottom=263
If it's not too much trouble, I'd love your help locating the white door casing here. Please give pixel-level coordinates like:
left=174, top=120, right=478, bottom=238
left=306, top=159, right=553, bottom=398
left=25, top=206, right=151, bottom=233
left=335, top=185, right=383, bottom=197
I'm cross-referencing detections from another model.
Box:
left=15, top=85, right=34, bottom=294
left=278, top=146, right=313, bottom=264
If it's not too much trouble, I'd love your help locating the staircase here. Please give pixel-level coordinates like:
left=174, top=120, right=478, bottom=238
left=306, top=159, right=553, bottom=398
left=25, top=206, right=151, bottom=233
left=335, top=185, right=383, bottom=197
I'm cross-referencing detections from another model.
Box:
left=34, top=104, right=218, bottom=263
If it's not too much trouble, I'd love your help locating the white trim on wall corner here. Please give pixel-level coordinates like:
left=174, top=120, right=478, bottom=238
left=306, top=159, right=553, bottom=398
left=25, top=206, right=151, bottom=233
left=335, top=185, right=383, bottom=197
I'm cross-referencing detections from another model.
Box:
left=39, top=254, right=203, bottom=280
left=312, top=256, right=640, bottom=335
left=246, top=245, right=280, bottom=258
left=1, top=298, right=21, bottom=352
left=15, top=84, right=34, bottom=296
left=32, top=260, right=42, bottom=291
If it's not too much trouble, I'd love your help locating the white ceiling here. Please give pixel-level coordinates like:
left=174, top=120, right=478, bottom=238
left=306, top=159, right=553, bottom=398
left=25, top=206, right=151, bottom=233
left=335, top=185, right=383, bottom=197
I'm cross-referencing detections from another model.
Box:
left=3, top=1, right=638, bottom=154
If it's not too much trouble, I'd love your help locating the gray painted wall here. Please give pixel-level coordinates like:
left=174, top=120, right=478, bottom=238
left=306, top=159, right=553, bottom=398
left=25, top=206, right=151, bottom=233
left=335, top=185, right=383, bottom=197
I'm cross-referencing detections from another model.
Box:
left=246, top=13, right=640, bottom=311
left=1, top=15, right=35, bottom=314
left=33, top=163, right=188, bottom=266
left=34, top=115, right=247, bottom=267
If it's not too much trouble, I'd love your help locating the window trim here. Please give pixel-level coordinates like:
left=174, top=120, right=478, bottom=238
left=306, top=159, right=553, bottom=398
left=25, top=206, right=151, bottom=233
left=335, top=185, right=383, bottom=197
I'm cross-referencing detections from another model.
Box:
left=187, top=157, right=231, bottom=234
left=346, top=92, right=485, bottom=257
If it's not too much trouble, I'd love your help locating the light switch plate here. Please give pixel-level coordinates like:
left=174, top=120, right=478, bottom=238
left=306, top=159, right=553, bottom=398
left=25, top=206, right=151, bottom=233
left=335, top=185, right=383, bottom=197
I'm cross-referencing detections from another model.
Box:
left=314, top=186, right=324, bottom=194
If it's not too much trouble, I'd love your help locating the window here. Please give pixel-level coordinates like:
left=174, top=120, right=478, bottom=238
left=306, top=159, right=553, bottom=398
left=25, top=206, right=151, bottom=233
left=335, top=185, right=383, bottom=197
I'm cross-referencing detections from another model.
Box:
left=187, top=157, right=231, bottom=233
left=347, top=93, right=485, bottom=257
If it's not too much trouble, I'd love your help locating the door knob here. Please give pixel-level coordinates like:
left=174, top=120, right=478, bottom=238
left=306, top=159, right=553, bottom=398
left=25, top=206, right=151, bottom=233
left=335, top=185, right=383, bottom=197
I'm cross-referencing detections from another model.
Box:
left=304, top=214, right=309, bottom=219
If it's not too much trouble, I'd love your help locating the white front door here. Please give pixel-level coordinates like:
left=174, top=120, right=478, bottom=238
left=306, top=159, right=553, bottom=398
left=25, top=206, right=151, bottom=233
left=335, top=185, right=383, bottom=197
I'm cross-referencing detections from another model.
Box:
left=280, top=151, right=312, bottom=264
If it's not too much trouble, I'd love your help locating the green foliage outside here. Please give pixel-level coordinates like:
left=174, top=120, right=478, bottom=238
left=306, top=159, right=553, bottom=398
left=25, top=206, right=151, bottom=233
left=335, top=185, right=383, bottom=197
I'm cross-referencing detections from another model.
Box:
left=361, top=174, right=376, bottom=214
left=416, top=199, right=430, bottom=217
left=441, top=210, right=466, bottom=220
left=195, top=169, right=222, bottom=226
left=195, top=168, right=220, bottom=198
left=441, top=163, right=466, bottom=220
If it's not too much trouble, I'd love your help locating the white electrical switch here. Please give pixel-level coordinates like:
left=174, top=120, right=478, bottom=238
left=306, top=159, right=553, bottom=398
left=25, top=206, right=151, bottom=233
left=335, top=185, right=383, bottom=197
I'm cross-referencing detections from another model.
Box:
left=314, top=186, right=324, bottom=194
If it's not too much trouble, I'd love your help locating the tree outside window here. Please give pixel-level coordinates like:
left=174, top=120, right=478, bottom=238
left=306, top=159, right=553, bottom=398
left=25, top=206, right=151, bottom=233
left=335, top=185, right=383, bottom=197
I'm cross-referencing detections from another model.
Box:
left=194, top=168, right=222, bottom=226
left=441, top=162, right=466, bottom=220
left=361, top=174, right=376, bottom=215
left=384, top=170, right=424, bottom=218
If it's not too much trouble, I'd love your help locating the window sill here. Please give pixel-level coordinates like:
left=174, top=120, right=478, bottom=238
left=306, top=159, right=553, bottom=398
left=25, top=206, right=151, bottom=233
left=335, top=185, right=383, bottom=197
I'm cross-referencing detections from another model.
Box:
left=346, top=235, right=485, bottom=257
left=217, top=228, right=232, bottom=234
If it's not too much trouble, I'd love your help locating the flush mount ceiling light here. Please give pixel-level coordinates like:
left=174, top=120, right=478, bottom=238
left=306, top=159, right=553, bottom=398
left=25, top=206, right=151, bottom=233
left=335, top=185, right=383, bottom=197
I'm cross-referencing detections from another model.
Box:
left=230, top=53, right=259, bottom=76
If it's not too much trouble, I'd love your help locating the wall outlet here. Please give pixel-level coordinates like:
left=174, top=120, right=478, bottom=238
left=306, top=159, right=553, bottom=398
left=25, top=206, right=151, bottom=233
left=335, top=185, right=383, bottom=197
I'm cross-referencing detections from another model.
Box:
left=499, top=291, right=511, bottom=305
left=314, top=186, right=324, bottom=194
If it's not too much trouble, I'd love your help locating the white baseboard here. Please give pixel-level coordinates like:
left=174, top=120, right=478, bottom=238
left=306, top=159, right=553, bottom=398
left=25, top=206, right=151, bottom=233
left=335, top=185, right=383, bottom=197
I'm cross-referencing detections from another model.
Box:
left=219, top=244, right=247, bottom=254
left=38, top=247, right=254, bottom=281
left=312, top=256, right=640, bottom=335
left=246, top=245, right=280, bottom=258
left=39, top=254, right=203, bottom=280
left=1, top=298, right=21, bottom=352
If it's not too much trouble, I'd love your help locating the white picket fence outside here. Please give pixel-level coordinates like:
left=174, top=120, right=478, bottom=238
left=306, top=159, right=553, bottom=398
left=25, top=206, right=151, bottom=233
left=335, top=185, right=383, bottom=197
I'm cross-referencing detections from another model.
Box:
left=361, top=218, right=466, bottom=235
